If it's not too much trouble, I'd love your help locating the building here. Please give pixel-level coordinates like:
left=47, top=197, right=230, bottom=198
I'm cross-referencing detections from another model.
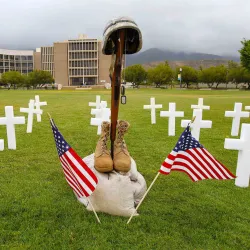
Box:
left=34, top=34, right=111, bottom=86
left=0, top=49, right=34, bottom=75
left=0, top=34, right=111, bottom=87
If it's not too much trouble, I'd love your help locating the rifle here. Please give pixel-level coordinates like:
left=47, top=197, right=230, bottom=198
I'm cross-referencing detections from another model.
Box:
left=110, top=29, right=125, bottom=159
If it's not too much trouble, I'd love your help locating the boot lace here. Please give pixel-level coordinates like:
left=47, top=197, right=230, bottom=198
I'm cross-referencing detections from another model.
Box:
left=117, top=124, right=128, bottom=148
left=101, top=128, right=109, bottom=153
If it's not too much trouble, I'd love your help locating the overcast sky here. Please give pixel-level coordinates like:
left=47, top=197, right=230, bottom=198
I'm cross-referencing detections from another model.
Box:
left=0, top=0, right=249, bottom=56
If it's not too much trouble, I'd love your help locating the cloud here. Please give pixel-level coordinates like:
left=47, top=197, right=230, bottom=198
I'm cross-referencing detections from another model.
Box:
left=0, top=0, right=249, bottom=56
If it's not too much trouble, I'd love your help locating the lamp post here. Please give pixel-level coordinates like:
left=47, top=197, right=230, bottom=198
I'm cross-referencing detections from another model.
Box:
left=179, top=68, right=182, bottom=88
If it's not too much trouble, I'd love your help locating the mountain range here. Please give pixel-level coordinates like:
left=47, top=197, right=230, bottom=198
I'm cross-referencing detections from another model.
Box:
left=126, top=48, right=240, bottom=67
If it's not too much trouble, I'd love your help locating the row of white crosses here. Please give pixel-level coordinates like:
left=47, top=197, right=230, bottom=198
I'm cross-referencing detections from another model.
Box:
left=144, top=97, right=212, bottom=140
left=0, top=95, right=47, bottom=151
left=89, top=95, right=110, bottom=135
left=224, top=102, right=250, bottom=188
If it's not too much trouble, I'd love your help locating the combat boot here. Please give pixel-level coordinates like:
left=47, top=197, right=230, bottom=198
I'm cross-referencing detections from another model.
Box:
left=113, top=120, right=131, bottom=172
left=94, top=121, right=113, bottom=173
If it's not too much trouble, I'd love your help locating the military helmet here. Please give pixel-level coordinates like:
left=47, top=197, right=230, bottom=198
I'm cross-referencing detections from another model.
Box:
left=102, top=16, right=142, bottom=55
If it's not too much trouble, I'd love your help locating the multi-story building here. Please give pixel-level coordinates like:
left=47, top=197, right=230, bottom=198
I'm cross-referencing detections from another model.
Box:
left=0, top=34, right=111, bottom=87
left=34, top=34, right=111, bottom=86
left=0, top=49, right=34, bottom=75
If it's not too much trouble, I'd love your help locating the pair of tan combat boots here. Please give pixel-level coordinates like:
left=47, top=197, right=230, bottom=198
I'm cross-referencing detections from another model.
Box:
left=94, top=120, right=131, bottom=173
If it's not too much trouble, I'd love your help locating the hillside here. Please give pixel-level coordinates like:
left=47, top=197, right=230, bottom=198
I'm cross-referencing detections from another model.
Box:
left=143, top=59, right=234, bottom=70
left=126, top=48, right=240, bottom=67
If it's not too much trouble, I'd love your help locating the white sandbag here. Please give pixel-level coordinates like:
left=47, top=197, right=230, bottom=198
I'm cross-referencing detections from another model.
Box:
left=79, top=154, right=147, bottom=217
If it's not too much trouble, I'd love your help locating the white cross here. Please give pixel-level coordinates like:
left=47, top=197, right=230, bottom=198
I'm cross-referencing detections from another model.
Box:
left=89, top=95, right=101, bottom=109
left=0, top=106, right=25, bottom=149
left=143, top=97, right=162, bottom=124
left=224, top=123, right=250, bottom=187
left=91, top=101, right=107, bottom=118
left=34, top=95, right=47, bottom=122
left=191, top=98, right=210, bottom=110
left=20, top=100, right=43, bottom=133
left=90, top=103, right=111, bottom=135
left=160, top=103, right=184, bottom=136
left=245, top=105, right=250, bottom=111
left=181, top=109, right=212, bottom=141
left=0, top=139, right=4, bottom=151
left=225, top=103, right=249, bottom=136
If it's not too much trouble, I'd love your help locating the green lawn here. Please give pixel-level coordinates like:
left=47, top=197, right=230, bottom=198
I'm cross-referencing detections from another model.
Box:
left=1, top=89, right=250, bottom=250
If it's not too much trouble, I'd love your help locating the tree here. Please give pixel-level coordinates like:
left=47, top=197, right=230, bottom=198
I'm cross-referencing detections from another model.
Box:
left=212, top=65, right=227, bottom=88
left=122, top=64, right=147, bottom=87
left=176, top=66, right=198, bottom=88
left=27, top=70, right=54, bottom=88
left=228, top=60, right=239, bottom=69
left=147, top=63, right=173, bottom=87
left=200, top=65, right=227, bottom=88
left=239, top=39, right=250, bottom=72
left=227, top=66, right=250, bottom=89
left=1, top=71, right=25, bottom=89
left=200, top=67, right=215, bottom=88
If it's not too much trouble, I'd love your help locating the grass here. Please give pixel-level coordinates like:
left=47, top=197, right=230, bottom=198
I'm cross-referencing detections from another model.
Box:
left=0, top=88, right=250, bottom=250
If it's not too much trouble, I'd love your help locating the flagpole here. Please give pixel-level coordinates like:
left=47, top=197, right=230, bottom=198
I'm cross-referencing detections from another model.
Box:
left=127, top=172, right=160, bottom=224
left=86, top=197, right=101, bottom=224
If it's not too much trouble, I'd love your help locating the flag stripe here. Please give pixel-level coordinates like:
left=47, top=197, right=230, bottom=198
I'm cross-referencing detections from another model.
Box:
left=176, top=151, right=211, bottom=179
left=61, top=155, right=92, bottom=197
left=195, top=148, right=224, bottom=179
left=186, top=149, right=213, bottom=179
left=61, top=156, right=89, bottom=197
left=65, top=151, right=97, bottom=190
left=171, top=166, right=199, bottom=182
left=202, top=149, right=236, bottom=179
left=63, top=170, right=84, bottom=197
left=162, top=160, right=172, bottom=169
left=173, top=158, right=205, bottom=180
left=69, top=149, right=98, bottom=183
left=60, top=159, right=85, bottom=197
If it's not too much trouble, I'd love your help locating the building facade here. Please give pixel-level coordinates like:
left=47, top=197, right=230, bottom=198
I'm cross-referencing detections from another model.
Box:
left=34, top=34, right=111, bottom=86
left=0, top=35, right=111, bottom=87
left=0, top=49, right=34, bottom=75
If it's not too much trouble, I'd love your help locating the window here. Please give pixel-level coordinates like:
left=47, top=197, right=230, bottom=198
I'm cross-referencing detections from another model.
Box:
left=4, top=62, right=9, bottom=66
left=28, top=63, right=33, bottom=68
left=0, top=54, right=3, bottom=59
left=21, top=56, right=27, bottom=60
left=15, top=56, right=21, bottom=60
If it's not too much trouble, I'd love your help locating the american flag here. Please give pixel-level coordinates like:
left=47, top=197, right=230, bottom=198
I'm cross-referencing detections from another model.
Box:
left=50, top=118, right=98, bottom=197
left=160, top=125, right=236, bottom=182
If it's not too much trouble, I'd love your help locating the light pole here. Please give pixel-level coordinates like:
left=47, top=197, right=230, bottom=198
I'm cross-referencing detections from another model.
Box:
left=179, top=68, right=182, bottom=88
